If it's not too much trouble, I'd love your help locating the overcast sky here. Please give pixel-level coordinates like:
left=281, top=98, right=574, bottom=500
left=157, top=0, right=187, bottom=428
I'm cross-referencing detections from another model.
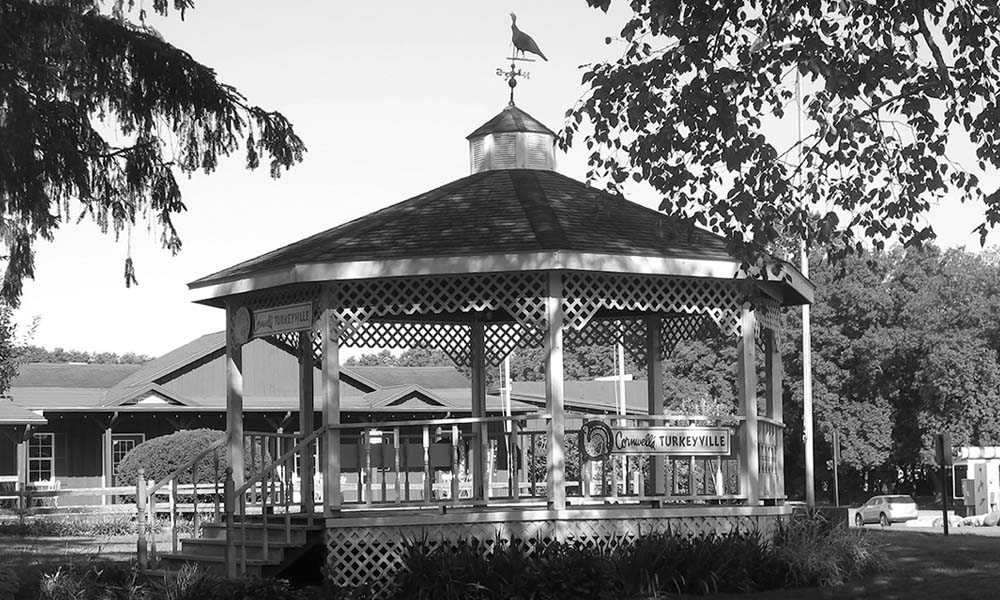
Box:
left=12, top=1, right=996, bottom=357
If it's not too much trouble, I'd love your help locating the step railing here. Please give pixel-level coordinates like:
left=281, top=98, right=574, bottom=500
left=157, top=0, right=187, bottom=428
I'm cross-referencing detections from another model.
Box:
left=136, top=434, right=228, bottom=570
left=227, top=426, right=326, bottom=577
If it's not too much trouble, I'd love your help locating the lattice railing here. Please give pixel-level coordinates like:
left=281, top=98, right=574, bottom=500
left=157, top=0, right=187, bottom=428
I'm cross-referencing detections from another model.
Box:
left=758, top=418, right=784, bottom=500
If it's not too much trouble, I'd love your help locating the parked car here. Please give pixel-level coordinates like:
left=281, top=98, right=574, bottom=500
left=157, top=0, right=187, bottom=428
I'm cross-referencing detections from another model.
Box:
left=855, top=495, right=919, bottom=526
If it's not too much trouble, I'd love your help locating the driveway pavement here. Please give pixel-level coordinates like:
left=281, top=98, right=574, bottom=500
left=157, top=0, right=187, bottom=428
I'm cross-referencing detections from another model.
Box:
left=852, top=508, right=1000, bottom=536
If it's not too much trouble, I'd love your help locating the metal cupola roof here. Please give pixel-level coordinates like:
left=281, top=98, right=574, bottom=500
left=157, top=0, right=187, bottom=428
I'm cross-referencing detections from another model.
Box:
left=466, top=104, right=556, bottom=139
left=189, top=107, right=812, bottom=307
left=466, top=104, right=557, bottom=173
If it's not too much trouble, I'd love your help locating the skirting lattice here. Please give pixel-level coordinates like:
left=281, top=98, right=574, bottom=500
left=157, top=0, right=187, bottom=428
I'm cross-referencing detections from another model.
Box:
left=325, top=509, right=786, bottom=598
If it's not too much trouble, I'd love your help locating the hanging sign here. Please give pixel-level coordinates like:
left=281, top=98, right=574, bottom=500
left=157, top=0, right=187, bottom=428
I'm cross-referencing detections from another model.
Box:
left=579, top=420, right=731, bottom=461
left=251, top=302, right=313, bottom=338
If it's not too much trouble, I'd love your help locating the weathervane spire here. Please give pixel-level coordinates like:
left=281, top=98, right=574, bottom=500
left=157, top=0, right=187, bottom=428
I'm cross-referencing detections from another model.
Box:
left=497, top=13, right=547, bottom=106
left=496, top=60, right=529, bottom=106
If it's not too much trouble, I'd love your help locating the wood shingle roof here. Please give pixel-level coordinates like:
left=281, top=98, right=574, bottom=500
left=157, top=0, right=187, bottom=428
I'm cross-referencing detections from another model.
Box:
left=190, top=169, right=734, bottom=288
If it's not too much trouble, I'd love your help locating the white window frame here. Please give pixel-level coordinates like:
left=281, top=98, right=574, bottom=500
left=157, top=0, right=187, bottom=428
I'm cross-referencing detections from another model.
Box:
left=27, top=432, right=54, bottom=483
left=110, top=434, right=145, bottom=484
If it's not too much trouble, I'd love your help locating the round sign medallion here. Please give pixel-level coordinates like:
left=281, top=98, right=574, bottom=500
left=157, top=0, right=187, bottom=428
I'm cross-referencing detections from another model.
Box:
left=578, top=420, right=613, bottom=462
left=232, top=306, right=251, bottom=345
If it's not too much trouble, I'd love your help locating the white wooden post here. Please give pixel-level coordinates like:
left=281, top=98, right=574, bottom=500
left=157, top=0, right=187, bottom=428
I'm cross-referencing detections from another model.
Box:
left=645, top=315, right=666, bottom=496
left=225, top=304, right=245, bottom=491
left=545, top=272, right=566, bottom=510
left=16, top=427, right=29, bottom=516
left=136, top=468, right=147, bottom=570
left=737, top=305, right=760, bottom=505
left=298, top=330, right=315, bottom=514
left=102, top=426, right=112, bottom=506
left=471, top=318, right=489, bottom=502
left=321, top=286, right=342, bottom=515
left=765, top=328, right=785, bottom=499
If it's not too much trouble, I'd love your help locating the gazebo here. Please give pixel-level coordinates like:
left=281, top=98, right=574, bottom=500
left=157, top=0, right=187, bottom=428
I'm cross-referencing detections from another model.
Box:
left=185, top=102, right=813, bottom=593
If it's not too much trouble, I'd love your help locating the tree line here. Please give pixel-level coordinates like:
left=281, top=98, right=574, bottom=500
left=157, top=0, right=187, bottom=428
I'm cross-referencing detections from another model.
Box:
left=17, top=345, right=152, bottom=365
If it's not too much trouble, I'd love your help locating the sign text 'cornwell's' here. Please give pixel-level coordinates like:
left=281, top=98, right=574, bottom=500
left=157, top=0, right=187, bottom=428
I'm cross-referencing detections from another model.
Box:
left=612, top=427, right=731, bottom=456
left=252, top=303, right=313, bottom=337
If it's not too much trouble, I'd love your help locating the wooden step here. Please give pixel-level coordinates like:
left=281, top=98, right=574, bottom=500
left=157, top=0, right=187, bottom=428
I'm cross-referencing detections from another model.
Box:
left=150, top=516, right=324, bottom=581
left=198, top=522, right=316, bottom=544
left=179, top=537, right=299, bottom=561
left=155, top=552, right=272, bottom=577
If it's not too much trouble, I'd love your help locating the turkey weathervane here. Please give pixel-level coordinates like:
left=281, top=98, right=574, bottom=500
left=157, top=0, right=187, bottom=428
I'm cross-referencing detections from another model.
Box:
left=497, top=13, right=548, bottom=105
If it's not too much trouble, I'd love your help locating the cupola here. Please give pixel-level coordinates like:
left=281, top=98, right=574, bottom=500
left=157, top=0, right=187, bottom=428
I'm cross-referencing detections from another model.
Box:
left=466, top=104, right=557, bottom=173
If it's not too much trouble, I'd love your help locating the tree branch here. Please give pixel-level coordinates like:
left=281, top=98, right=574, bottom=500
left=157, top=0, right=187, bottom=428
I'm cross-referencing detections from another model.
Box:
left=915, top=5, right=953, bottom=95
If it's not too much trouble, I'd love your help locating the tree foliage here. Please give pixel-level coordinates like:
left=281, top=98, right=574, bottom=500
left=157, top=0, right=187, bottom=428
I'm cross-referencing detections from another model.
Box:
left=0, top=0, right=305, bottom=305
left=782, top=246, right=1000, bottom=499
left=571, top=0, right=1000, bottom=267
left=0, top=304, right=19, bottom=395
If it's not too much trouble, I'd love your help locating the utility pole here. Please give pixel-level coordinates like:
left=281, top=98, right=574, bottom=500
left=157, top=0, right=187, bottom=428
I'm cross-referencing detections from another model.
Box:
left=797, top=70, right=816, bottom=508
left=832, top=430, right=840, bottom=507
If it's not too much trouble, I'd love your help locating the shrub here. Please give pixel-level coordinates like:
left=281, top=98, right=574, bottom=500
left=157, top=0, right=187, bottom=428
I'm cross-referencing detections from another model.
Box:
left=158, top=565, right=322, bottom=600
left=115, top=429, right=269, bottom=488
left=387, top=517, right=886, bottom=599
left=36, top=563, right=145, bottom=600
left=773, top=508, right=887, bottom=587
left=0, top=514, right=138, bottom=538
left=392, top=535, right=619, bottom=600
left=529, top=540, right=619, bottom=600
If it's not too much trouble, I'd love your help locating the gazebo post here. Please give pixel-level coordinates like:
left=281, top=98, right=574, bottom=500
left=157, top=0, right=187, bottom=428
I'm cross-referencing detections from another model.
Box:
left=298, top=330, right=315, bottom=514
left=321, top=287, right=342, bottom=516
left=645, top=315, right=666, bottom=495
left=765, top=329, right=784, bottom=499
left=737, top=305, right=760, bottom=505
left=470, top=318, right=489, bottom=502
left=225, top=304, right=245, bottom=492
left=545, top=272, right=567, bottom=510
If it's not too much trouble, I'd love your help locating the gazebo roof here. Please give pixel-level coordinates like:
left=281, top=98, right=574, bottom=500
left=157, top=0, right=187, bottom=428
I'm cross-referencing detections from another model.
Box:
left=189, top=168, right=812, bottom=305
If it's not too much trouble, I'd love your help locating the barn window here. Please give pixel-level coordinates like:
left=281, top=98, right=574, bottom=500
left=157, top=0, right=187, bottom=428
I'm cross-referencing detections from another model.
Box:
left=27, top=433, right=54, bottom=482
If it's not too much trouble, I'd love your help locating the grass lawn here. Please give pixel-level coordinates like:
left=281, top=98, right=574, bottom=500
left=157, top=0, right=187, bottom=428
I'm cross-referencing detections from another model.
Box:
left=704, top=529, right=1000, bottom=600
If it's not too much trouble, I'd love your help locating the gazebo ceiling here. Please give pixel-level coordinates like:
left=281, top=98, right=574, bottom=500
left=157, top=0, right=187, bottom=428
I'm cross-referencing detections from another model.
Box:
left=189, top=168, right=812, bottom=306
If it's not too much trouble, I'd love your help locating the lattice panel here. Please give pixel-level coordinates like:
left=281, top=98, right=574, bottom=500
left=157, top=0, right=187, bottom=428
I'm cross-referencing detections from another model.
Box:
left=754, top=295, right=782, bottom=353
left=562, top=273, right=746, bottom=337
left=342, top=321, right=471, bottom=366
left=330, top=273, right=549, bottom=339
left=244, top=285, right=321, bottom=320
left=661, top=314, right=716, bottom=358
left=484, top=322, right=544, bottom=365
left=325, top=512, right=780, bottom=599
left=264, top=331, right=303, bottom=360
left=759, top=421, right=781, bottom=499
left=755, top=296, right=781, bottom=334
left=565, top=318, right=649, bottom=365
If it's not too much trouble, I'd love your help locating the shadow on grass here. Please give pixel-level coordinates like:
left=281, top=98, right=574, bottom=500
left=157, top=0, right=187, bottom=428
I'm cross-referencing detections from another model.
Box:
left=697, top=530, right=1000, bottom=600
